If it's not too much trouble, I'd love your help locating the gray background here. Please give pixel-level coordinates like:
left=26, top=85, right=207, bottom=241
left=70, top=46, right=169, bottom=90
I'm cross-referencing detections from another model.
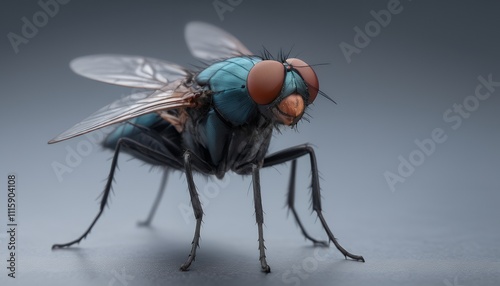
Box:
left=1, top=0, right=499, bottom=285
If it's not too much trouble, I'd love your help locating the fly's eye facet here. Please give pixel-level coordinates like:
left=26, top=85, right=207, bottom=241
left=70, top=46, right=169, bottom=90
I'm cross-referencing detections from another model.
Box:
left=247, top=60, right=285, bottom=105
left=285, top=58, right=319, bottom=104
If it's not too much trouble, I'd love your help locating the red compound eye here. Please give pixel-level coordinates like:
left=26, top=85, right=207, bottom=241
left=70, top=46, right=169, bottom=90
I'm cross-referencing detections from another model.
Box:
left=247, top=60, right=285, bottom=105
left=285, top=58, right=319, bottom=104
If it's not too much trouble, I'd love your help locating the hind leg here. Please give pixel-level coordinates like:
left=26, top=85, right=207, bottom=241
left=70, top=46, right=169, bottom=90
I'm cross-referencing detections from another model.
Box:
left=52, top=138, right=182, bottom=249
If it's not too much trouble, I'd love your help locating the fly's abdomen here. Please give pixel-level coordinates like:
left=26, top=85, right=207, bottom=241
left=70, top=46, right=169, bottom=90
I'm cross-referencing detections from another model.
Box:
left=196, top=56, right=261, bottom=126
left=104, top=113, right=161, bottom=148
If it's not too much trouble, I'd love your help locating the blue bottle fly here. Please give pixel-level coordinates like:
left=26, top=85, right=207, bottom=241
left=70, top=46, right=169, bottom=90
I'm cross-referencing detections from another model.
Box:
left=49, top=21, right=364, bottom=272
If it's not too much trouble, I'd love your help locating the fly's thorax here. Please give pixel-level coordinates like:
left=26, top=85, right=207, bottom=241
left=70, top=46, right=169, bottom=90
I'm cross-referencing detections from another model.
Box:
left=180, top=100, right=274, bottom=175
left=225, top=115, right=274, bottom=175
left=196, top=56, right=262, bottom=126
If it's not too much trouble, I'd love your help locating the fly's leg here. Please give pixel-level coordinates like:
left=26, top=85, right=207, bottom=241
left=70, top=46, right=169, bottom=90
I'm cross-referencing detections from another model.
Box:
left=252, top=164, right=271, bottom=273
left=138, top=168, right=169, bottom=227
left=52, top=138, right=182, bottom=249
left=263, top=144, right=365, bottom=262
left=179, top=151, right=204, bottom=271
left=287, top=159, right=328, bottom=246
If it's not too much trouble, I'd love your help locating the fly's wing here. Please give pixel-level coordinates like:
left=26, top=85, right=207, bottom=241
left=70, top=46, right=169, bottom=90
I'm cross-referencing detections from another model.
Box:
left=185, top=21, right=253, bottom=61
left=48, top=80, right=197, bottom=144
left=70, top=55, right=188, bottom=89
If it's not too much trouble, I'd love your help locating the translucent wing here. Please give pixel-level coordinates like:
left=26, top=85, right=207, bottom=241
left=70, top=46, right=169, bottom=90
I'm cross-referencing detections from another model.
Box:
left=49, top=80, right=196, bottom=143
left=185, top=21, right=253, bottom=61
left=70, top=55, right=188, bottom=89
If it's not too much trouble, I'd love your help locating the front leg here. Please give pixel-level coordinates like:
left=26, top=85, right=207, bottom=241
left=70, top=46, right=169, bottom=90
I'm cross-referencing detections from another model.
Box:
left=251, top=164, right=271, bottom=273
left=263, top=144, right=365, bottom=262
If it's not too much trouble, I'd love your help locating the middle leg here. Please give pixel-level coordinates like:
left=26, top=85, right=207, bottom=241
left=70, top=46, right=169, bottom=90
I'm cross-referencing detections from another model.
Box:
left=287, top=159, right=328, bottom=246
left=179, top=151, right=204, bottom=271
left=138, top=168, right=169, bottom=227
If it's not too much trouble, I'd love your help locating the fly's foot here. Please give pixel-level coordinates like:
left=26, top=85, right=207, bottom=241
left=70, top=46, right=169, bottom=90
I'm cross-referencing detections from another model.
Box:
left=180, top=258, right=193, bottom=271
left=347, top=255, right=365, bottom=263
left=261, top=264, right=271, bottom=273
left=260, top=256, right=271, bottom=273
left=136, top=220, right=151, bottom=227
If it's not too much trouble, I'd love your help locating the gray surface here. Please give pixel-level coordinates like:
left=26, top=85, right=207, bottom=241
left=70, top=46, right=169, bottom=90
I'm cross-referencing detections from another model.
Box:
left=1, top=0, right=500, bottom=285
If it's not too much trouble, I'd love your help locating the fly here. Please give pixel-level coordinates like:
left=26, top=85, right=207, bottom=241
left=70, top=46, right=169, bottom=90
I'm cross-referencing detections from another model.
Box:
left=49, top=21, right=365, bottom=272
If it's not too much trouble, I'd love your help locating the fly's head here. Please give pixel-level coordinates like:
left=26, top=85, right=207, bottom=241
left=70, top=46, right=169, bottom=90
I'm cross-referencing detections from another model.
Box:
left=246, top=58, right=319, bottom=127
